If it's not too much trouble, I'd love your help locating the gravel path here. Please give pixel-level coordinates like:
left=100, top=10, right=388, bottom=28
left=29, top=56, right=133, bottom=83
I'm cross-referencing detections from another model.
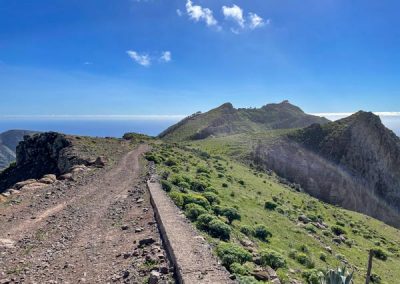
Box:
left=0, top=145, right=173, bottom=284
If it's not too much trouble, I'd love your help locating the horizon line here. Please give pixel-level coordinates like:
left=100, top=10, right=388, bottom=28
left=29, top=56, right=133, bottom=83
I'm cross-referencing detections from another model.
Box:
left=0, top=112, right=399, bottom=120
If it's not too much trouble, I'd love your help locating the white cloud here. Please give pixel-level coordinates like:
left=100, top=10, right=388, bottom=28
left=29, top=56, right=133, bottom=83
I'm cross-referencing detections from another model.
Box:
left=126, top=50, right=151, bottom=67
left=222, top=5, right=245, bottom=28
left=160, top=51, right=172, bottom=62
left=185, top=0, right=218, bottom=27
left=248, top=13, right=266, bottom=29
left=176, top=9, right=183, bottom=16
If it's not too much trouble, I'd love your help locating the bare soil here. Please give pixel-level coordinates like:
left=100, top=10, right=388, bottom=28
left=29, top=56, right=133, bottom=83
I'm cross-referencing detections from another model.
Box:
left=0, top=144, right=173, bottom=284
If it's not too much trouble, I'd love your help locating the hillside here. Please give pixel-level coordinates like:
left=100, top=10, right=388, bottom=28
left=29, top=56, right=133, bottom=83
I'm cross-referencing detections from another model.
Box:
left=0, top=130, right=37, bottom=170
left=253, top=112, right=400, bottom=228
left=159, top=101, right=329, bottom=141
left=148, top=143, right=400, bottom=284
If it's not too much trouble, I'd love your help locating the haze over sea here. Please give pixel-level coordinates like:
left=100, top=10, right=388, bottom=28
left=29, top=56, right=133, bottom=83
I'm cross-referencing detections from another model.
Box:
left=0, top=114, right=399, bottom=138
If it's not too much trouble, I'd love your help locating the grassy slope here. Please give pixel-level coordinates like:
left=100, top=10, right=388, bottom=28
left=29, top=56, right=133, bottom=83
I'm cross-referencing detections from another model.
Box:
left=150, top=141, right=400, bottom=284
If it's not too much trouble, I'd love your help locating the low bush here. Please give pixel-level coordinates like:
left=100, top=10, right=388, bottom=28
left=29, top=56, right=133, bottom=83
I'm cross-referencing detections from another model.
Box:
left=240, top=225, right=255, bottom=237
left=259, top=249, right=286, bottom=270
left=319, top=252, right=327, bottom=262
left=190, top=180, right=208, bottom=192
left=264, top=201, right=278, bottom=211
left=197, top=165, right=210, bottom=174
left=169, top=191, right=184, bottom=208
left=331, top=225, right=346, bottom=236
left=196, top=214, right=216, bottom=231
left=202, top=192, right=221, bottom=205
left=229, top=262, right=249, bottom=275
left=296, top=253, right=315, bottom=268
left=222, top=183, right=229, bottom=188
left=371, top=247, right=388, bottom=261
left=302, top=269, right=323, bottom=284
left=254, top=224, right=272, bottom=241
left=221, top=207, right=241, bottom=224
left=185, top=203, right=208, bottom=221
left=208, top=219, right=231, bottom=240
left=160, top=180, right=173, bottom=192
left=216, top=242, right=252, bottom=267
left=182, top=193, right=210, bottom=209
left=164, top=158, right=177, bottom=166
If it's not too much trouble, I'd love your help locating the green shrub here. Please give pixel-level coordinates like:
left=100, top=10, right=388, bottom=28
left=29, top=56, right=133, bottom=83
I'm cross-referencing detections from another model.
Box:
left=259, top=249, right=286, bottom=270
left=160, top=180, right=173, bottom=192
left=202, top=192, right=221, bottom=205
left=302, top=269, right=323, bottom=284
left=371, top=248, right=388, bottom=261
left=221, top=207, right=241, bottom=224
left=190, top=180, right=208, bottom=192
left=165, top=158, right=177, bottom=166
left=196, top=214, right=216, bottom=231
left=288, top=249, right=297, bottom=259
left=240, top=225, right=255, bottom=237
left=197, top=165, right=210, bottom=174
left=169, top=191, right=184, bottom=208
left=222, top=183, right=229, bottom=188
left=230, top=262, right=250, bottom=275
left=264, top=201, right=278, bottom=211
left=208, top=219, right=231, bottom=240
left=370, top=273, right=382, bottom=283
left=216, top=242, right=252, bottom=267
left=238, top=180, right=245, bottom=186
left=254, top=225, right=272, bottom=241
left=296, top=253, right=315, bottom=268
left=182, top=193, right=210, bottom=209
left=331, top=225, right=346, bottom=236
left=300, top=244, right=309, bottom=253
left=144, top=152, right=160, bottom=164
left=185, top=203, right=208, bottom=221
left=305, top=224, right=317, bottom=234
left=320, top=252, right=327, bottom=262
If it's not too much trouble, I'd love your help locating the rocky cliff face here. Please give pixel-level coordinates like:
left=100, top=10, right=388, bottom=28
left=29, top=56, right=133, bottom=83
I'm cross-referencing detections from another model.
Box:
left=253, top=112, right=400, bottom=228
left=0, top=132, right=91, bottom=192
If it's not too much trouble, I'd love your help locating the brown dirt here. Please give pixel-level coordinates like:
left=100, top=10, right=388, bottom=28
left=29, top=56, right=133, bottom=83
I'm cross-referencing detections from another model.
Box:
left=0, top=144, right=173, bottom=284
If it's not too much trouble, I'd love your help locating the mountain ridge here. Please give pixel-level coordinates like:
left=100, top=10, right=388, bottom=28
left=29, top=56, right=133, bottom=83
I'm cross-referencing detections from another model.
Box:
left=0, top=130, right=38, bottom=170
left=159, top=101, right=330, bottom=141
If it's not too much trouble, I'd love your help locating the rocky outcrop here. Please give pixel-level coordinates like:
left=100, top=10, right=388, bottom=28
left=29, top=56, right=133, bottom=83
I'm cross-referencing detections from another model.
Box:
left=253, top=112, right=400, bottom=228
left=0, top=132, right=93, bottom=193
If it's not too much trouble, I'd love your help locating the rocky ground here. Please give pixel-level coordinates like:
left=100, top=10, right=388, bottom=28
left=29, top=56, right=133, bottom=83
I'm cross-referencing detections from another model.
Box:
left=0, top=144, right=174, bottom=284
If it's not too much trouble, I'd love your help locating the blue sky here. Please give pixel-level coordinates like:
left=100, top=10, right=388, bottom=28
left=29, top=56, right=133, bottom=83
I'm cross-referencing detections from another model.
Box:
left=1, top=0, right=400, bottom=116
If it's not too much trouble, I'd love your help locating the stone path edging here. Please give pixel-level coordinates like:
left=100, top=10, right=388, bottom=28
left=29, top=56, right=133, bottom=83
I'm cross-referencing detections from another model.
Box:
left=147, top=175, right=236, bottom=284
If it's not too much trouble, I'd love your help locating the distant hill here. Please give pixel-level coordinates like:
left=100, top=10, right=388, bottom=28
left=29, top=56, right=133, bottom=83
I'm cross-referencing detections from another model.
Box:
left=0, top=130, right=38, bottom=170
left=159, top=101, right=329, bottom=141
left=254, top=111, right=400, bottom=227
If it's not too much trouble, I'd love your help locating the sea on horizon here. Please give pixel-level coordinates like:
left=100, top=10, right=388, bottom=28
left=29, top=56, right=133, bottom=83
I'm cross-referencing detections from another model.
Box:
left=0, top=115, right=399, bottom=138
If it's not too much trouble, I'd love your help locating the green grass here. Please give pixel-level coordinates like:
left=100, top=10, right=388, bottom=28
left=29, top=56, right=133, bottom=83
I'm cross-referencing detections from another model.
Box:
left=150, top=142, right=400, bottom=284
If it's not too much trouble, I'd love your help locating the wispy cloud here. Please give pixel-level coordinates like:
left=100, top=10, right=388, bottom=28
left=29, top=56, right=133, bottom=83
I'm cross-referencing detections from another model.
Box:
left=160, top=51, right=172, bottom=62
left=185, top=0, right=218, bottom=27
left=222, top=5, right=245, bottom=28
left=249, top=13, right=266, bottom=29
left=126, top=51, right=151, bottom=67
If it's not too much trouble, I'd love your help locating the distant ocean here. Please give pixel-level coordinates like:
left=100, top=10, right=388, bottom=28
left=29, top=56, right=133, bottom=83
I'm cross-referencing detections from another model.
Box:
left=0, top=118, right=181, bottom=138
left=0, top=115, right=398, bottom=138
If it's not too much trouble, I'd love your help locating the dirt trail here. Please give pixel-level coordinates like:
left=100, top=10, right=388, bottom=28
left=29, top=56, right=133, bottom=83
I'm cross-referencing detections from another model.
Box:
left=0, top=144, right=173, bottom=284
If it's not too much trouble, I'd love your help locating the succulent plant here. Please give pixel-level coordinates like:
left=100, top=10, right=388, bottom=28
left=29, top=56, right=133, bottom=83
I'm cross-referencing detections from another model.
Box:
left=319, top=266, right=354, bottom=284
